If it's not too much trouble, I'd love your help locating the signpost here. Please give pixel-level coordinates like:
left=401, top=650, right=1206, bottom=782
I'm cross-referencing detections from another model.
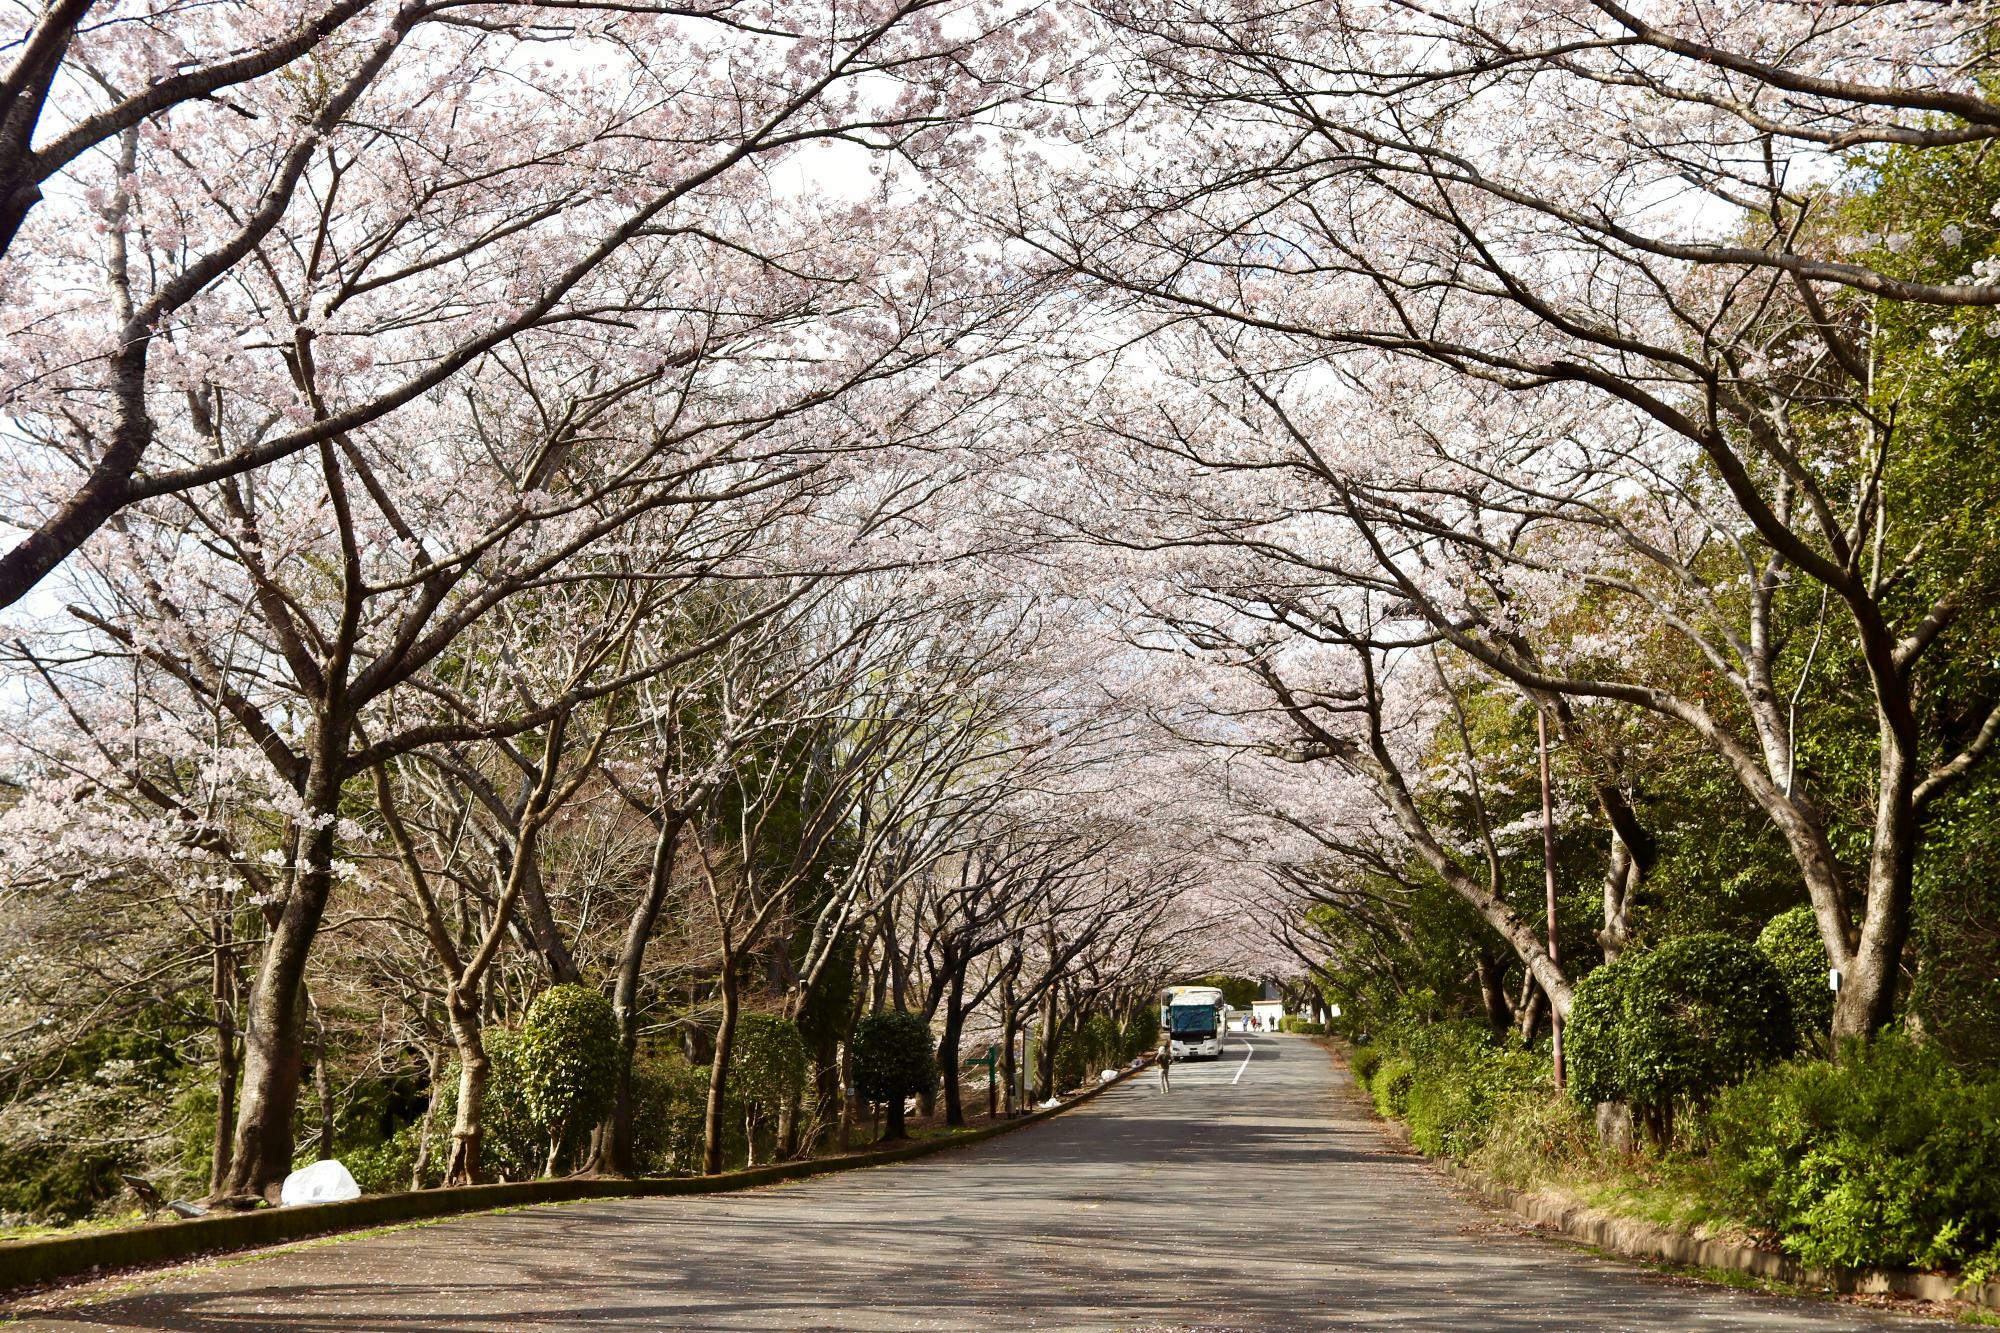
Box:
left=963, top=1044, right=1000, bottom=1117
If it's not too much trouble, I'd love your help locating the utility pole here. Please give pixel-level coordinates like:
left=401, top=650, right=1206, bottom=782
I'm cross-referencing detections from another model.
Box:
left=1538, top=707, right=1565, bottom=1091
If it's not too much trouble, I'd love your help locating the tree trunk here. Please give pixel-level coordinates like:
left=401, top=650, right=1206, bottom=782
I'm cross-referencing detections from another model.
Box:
left=701, top=966, right=740, bottom=1175
left=544, top=1120, right=568, bottom=1176
left=1833, top=737, right=1919, bottom=1040
left=603, top=812, right=686, bottom=1176
left=776, top=1088, right=801, bottom=1159
left=999, top=983, right=1018, bottom=1117
left=1473, top=952, right=1513, bottom=1040
left=208, top=916, right=240, bottom=1194
left=216, top=728, right=353, bottom=1205
left=881, top=1089, right=907, bottom=1142
left=217, top=821, right=338, bottom=1203
left=312, top=997, right=335, bottom=1161
left=938, top=966, right=967, bottom=1128
left=514, top=852, right=583, bottom=985
left=1599, top=835, right=1638, bottom=963
left=1517, top=984, right=1548, bottom=1045
left=411, top=1044, right=443, bottom=1190
left=442, top=991, right=488, bottom=1186
left=1035, top=987, right=1058, bottom=1101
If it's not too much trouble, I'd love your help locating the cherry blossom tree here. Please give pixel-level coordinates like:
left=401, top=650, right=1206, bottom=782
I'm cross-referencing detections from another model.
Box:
left=0, top=0, right=1072, bottom=608
left=985, top=0, right=2000, bottom=1040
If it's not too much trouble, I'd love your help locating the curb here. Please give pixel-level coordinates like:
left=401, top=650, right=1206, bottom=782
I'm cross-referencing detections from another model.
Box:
left=1438, top=1162, right=2000, bottom=1312
left=1, top=1063, right=1145, bottom=1294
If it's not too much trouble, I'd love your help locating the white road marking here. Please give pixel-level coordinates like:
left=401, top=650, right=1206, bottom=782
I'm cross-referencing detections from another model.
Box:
left=1231, top=1036, right=1254, bottom=1085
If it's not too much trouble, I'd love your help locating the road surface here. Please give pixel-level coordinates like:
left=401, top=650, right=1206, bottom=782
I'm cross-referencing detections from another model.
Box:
left=7, top=1035, right=1923, bottom=1330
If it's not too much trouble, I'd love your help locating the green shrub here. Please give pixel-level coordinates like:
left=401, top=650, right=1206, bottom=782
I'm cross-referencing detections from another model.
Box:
left=1349, top=1045, right=1381, bottom=1084
left=1394, top=1025, right=1548, bottom=1160
left=851, top=1011, right=937, bottom=1139
left=1621, top=934, right=1794, bottom=1119
left=0, top=1144, right=124, bottom=1224
left=1121, top=1013, right=1157, bottom=1063
left=1569, top=935, right=1793, bottom=1136
left=1280, top=1017, right=1325, bottom=1035
left=431, top=1031, right=544, bottom=1184
left=1565, top=960, right=1631, bottom=1108
left=731, top=1014, right=807, bottom=1114
left=1053, top=1012, right=1128, bottom=1090
left=343, top=1123, right=421, bottom=1194
left=1371, top=1056, right=1416, bottom=1117
left=1710, top=1036, right=2000, bottom=1273
left=1757, top=906, right=1834, bottom=1047
left=517, top=985, right=620, bottom=1173
left=630, top=1047, right=710, bottom=1176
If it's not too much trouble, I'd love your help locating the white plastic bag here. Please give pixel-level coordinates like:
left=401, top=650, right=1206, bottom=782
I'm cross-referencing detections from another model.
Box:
left=280, top=1158, right=361, bottom=1206
left=1099, top=1068, right=1118, bottom=1083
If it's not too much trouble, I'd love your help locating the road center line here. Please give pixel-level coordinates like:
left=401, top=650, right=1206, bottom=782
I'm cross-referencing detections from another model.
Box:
left=1231, top=1036, right=1254, bottom=1085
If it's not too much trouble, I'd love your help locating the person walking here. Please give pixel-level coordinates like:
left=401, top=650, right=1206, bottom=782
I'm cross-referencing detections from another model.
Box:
left=1156, top=1031, right=1173, bottom=1093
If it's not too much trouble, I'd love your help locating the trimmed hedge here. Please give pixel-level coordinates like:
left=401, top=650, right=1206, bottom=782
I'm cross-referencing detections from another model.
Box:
left=519, top=985, right=620, bottom=1161
left=851, top=1011, right=937, bottom=1138
left=1566, top=934, right=1794, bottom=1135
left=1757, top=906, right=1834, bottom=1048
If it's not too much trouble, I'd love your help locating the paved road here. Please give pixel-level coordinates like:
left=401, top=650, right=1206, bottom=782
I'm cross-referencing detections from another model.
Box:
left=9, top=1035, right=1921, bottom=1330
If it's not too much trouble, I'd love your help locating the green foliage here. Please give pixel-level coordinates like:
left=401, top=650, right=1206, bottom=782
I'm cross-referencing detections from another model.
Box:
left=1710, top=1037, right=2000, bottom=1273
left=343, top=1123, right=421, bottom=1195
left=629, top=1047, right=710, bottom=1176
left=1565, top=960, right=1632, bottom=1108
left=1355, top=1021, right=1552, bottom=1160
left=1120, top=1013, right=1156, bottom=1062
left=1369, top=1056, right=1416, bottom=1118
left=1619, top=935, right=1794, bottom=1117
left=1279, top=1017, right=1324, bottom=1035
left=1910, top=771, right=2000, bottom=1066
left=1757, top=907, right=1834, bottom=1046
left=0, top=1144, right=125, bottom=1224
left=1348, top=1045, right=1381, bottom=1084
left=517, top=985, right=620, bottom=1153
left=730, top=1014, right=807, bottom=1114
left=1197, top=975, right=1261, bottom=1010
left=432, top=1032, right=545, bottom=1184
left=1567, top=935, right=1793, bottom=1131
left=850, top=1011, right=937, bottom=1108
left=1053, top=1012, right=1126, bottom=1090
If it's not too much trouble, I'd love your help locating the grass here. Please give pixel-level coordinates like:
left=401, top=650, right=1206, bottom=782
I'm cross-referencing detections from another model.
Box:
left=0, top=1210, right=150, bottom=1244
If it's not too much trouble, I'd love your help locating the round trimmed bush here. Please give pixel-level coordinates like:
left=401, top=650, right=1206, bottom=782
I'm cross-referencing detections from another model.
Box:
left=1564, top=934, right=1793, bottom=1137
left=518, top=984, right=619, bottom=1170
left=1618, top=933, right=1795, bottom=1126
left=1564, top=960, right=1633, bottom=1109
left=851, top=1010, right=937, bottom=1140
left=731, top=1013, right=807, bottom=1114
left=1757, top=905, right=1834, bottom=1045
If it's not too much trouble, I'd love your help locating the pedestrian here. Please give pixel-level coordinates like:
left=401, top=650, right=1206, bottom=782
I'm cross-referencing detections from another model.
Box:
left=1157, top=1031, right=1173, bottom=1093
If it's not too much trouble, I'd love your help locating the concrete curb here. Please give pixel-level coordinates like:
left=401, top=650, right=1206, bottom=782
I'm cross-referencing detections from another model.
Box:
left=0, top=1063, right=1145, bottom=1293
left=1439, top=1152, right=2000, bottom=1310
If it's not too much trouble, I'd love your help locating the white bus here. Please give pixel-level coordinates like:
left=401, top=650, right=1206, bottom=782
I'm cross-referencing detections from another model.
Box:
left=1160, top=985, right=1227, bottom=1061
